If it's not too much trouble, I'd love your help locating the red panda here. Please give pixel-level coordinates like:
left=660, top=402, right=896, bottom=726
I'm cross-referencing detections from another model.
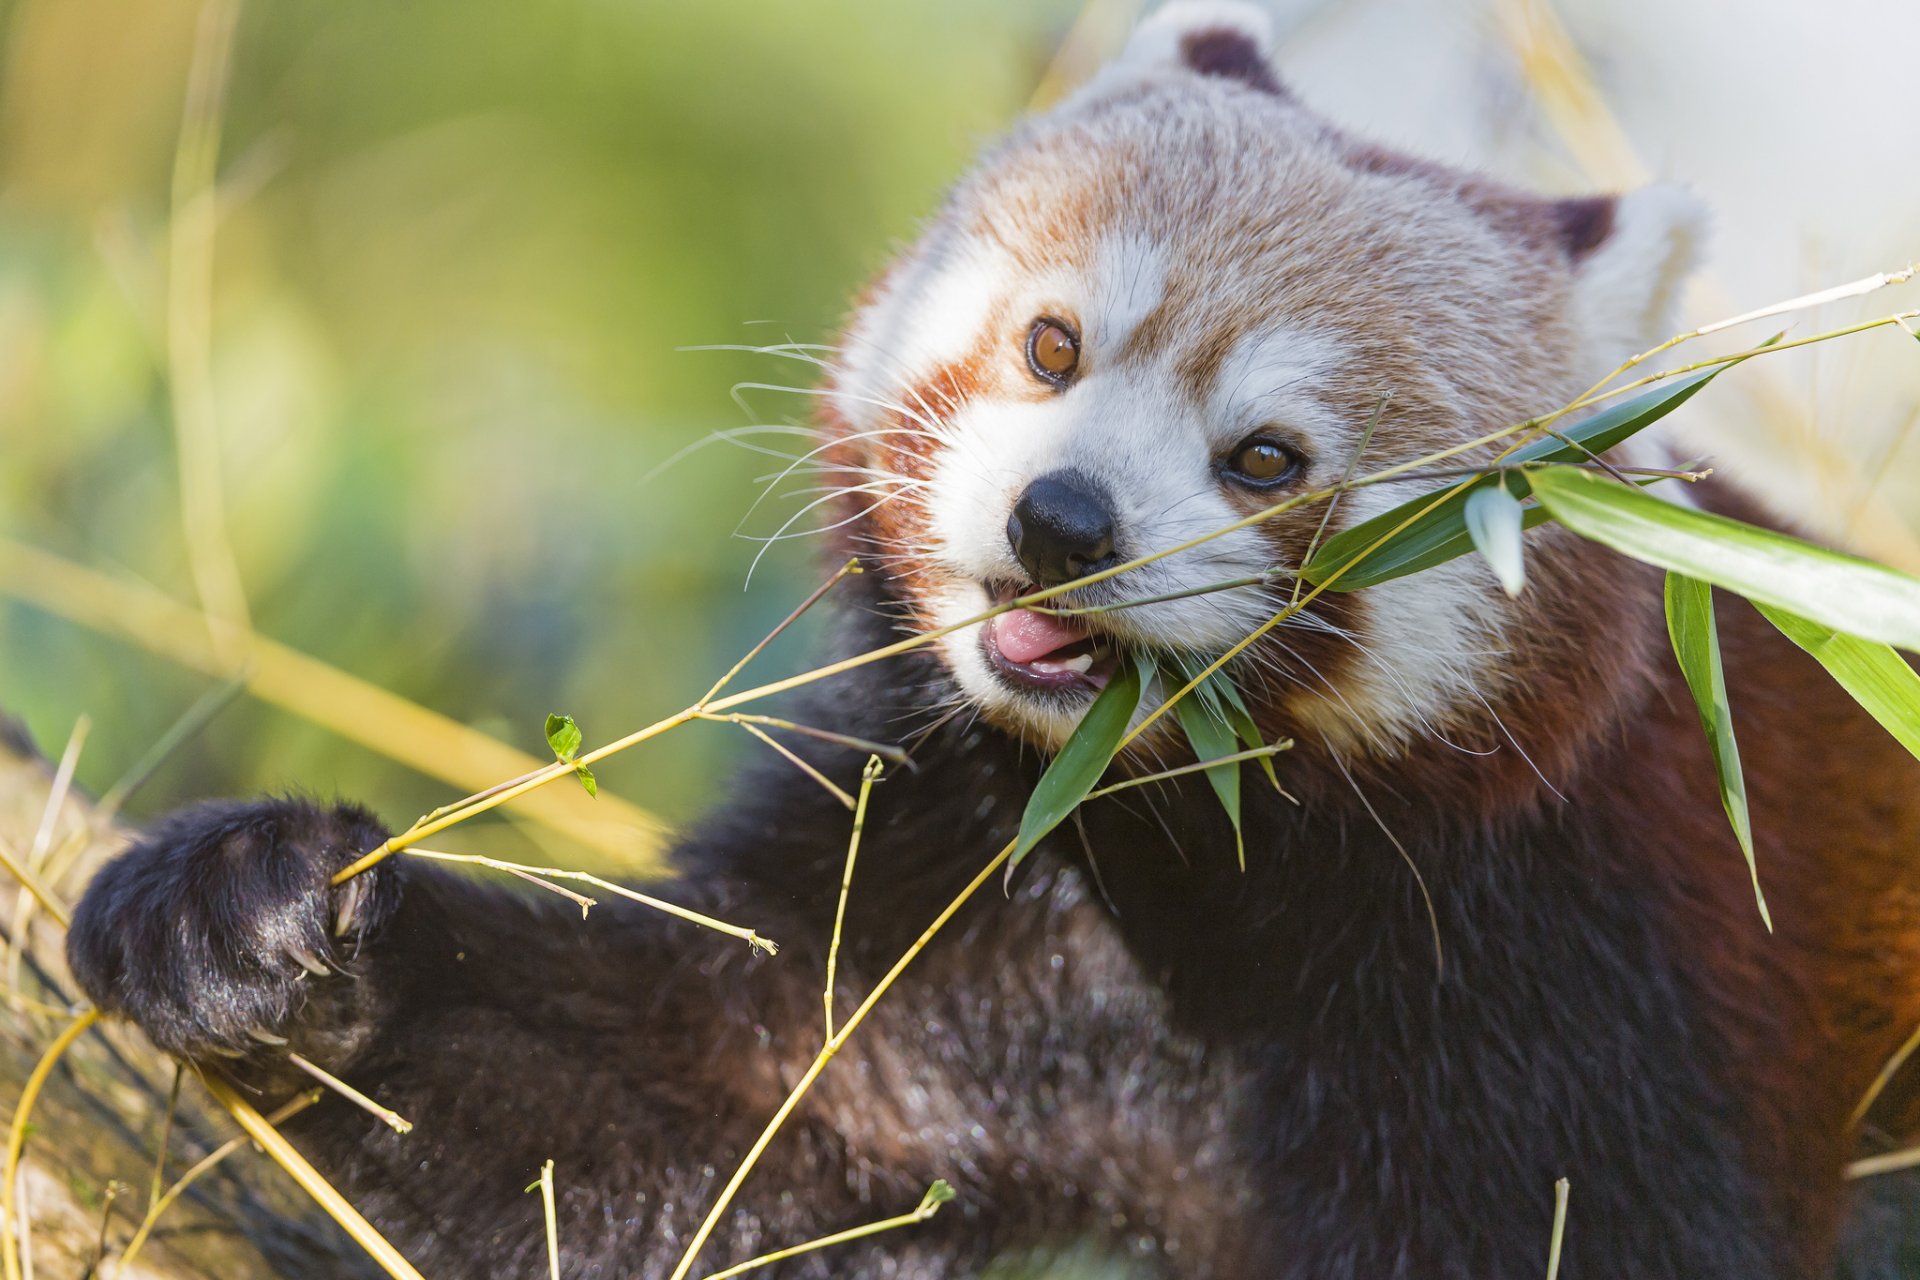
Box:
left=65, top=4, right=1920, bottom=1277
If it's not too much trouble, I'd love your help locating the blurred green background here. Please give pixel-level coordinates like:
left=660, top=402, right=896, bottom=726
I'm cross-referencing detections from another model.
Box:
left=2, top=0, right=1916, bottom=867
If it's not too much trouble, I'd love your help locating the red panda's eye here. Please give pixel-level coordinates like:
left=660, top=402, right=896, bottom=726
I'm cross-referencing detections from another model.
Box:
left=1026, top=318, right=1080, bottom=386
left=1224, top=435, right=1305, bottom=487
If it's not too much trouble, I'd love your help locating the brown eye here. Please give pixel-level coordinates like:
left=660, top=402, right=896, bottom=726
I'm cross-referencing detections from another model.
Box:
left=1224, top=435, right=1304, bottom=488
left=1026, top=318, right=1080, bottom=386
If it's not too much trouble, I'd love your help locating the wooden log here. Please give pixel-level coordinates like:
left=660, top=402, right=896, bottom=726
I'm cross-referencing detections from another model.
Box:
left=0, top=717, right=375, bottom=1279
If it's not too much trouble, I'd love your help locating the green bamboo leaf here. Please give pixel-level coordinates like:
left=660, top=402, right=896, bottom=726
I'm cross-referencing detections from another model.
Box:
left=574, top=764, right=598, bottom=798
left=1754, top=604, right=1920, bottom=762
left=1532, top=466, right=1920, bottom=652
left=544, top=713, right=582, bottom=761
left=1665, top=572, right=1771, bottom=931
left=1464, top=484, right=1527, bottom=597
left=1212, top=674, right=1285, bottom=794
left=1303, top=365, right=1724, bottom=591
left=1173, top=690, right=1244, bottom=870
left=1009, top=656, right=1145, bottom=871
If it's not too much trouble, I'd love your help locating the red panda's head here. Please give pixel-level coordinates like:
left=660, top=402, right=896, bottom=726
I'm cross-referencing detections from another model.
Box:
left=821, top=2, right=1704, bottom=768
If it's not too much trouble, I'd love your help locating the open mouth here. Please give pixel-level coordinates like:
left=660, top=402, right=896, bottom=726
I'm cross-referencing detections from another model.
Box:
left=980, top=582, right=1124, bottom=694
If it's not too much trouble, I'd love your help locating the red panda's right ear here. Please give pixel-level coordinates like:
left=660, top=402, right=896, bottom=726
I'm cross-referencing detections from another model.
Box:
left=1114, top=2, right=1289, bottom=98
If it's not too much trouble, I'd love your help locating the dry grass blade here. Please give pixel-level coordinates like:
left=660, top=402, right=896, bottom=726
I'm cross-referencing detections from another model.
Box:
left=2, top=1008, right=100, bottom=1280
left=116, top=1090, right=324, bottom=1271
left=5, top=716, right=86, bottom=995
left=0, top=840, right=68, bottom=931
left=201, top=1075, right=426, bottom=1280
left=168, top=0, right=251, bottom=656
left=403, top=848, right=777, bottom=954
left=0, top=538, right=669, bottom=865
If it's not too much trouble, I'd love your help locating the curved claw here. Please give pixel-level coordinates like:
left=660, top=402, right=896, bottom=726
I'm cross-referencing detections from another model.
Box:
left=290, top=947, right=331, bottom=977
left=333, top=877, right=365, bottom=939
left=248, top=1026, right=289, bottom=1046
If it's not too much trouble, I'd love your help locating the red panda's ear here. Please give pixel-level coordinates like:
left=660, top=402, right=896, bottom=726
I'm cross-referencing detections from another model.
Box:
left=1564, top=184, right=1708, bottom=356
left=1115, top=2, right=1289, bottom=98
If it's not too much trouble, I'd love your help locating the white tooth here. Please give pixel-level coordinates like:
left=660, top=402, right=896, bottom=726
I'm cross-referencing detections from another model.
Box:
left=1033, top=653, right=1095, bottom=676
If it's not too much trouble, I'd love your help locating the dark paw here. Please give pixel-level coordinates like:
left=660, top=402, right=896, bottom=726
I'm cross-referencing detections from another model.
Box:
left=67, top=797, right=396, bottom=1060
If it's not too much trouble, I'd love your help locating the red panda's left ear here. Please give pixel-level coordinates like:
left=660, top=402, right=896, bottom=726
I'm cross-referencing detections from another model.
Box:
left=1115, top=1, right=1289, bottom=97
left=1563, top=184, right=1708, bottom=355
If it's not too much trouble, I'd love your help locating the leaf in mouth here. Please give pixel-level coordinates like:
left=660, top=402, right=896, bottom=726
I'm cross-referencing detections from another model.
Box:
left=1008, top=651, right=1146, bottom=875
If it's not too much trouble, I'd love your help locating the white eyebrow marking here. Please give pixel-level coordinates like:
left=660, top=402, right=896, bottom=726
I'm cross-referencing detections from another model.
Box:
left=1087, top=233, right=1166, bottom=355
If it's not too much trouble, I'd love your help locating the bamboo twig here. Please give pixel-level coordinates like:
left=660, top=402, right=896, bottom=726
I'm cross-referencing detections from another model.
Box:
left=201, top=1075, right=427, bottom=1280
left=287, top=1054, right=413, bottom=1134
left=696, top=1181, right=954, bottom=1280
left=824, top=758, right=883, bottom=1039
left=1848, top=1146, right=1920, bottom=1180
left=402, top=848, right=777, bottom=954
left=666, top=838, right=1017, bottom=1280
left=733, top=721, right=856, bottom=810
left=1545, top=1178, right=1570, bottom=1280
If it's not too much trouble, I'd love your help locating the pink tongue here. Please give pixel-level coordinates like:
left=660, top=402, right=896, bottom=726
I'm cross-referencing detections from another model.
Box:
left=992, top=608, right=1086, bottom=664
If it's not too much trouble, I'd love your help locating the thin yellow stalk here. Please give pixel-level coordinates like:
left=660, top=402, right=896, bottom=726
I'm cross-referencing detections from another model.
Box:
left=402, top=849, right=776, bottom=954
left=696, top=1182, right=953, bottom=1280
left=331, top=708, right=701, bottom=883
left=1847, top=1146, right=1920, bottom=1180
left=1084, top=743, right=1292, bottom=800
left=117, top=1090, right=323, bottom=1272
left=702, top=713, right=907, bottom=765
left=1853, top=1016, right=1920, bottom=1125
left=2, top=1008, right=100, bottom=1280
left=825, top=758, right=884, bottom=1040
left=1694, top=265, right=1914, bottom=337
left=1545, top=1177, right=1570, bottom=1280
left=286, top=1054, right=412, bottom=1135
left=734, top=722, right=855, bottom=810
left=0, top=841, right=68, bottom=930
left=201, top=1075, right=426, bottom=1280
left=146, top=1066, right=185, bottom=1215
left=700, top=557, right=861, bottom=704
left=537, top=1160, right=559, bottom=1280
left=666, top=837, right=1017, bottom=1280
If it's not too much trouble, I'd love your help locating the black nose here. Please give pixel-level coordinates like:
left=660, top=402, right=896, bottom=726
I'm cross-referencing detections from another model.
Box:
left=1007, top=472, right=1118, bottom=587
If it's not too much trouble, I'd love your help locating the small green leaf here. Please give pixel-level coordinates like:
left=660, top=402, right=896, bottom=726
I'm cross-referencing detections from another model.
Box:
left=545, top=713, right=582, bottom=762
left=1464, top=484, right=1527, bottom=597
left=1009, top=657, right=1145, bottom=872
left=573, top=764, right=598, bottom=798
left=1532, top=466, right=1920, bottom=652
left=924, top=1180, right=956, bottom=1205
left=1304, top=365, right=1726, bottom=591
left=1754, top=604, right=1920, bottom=763
left=1665, top=572, right=1770, bottom=930
left=1173, top=688, right=1244, bottom=870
